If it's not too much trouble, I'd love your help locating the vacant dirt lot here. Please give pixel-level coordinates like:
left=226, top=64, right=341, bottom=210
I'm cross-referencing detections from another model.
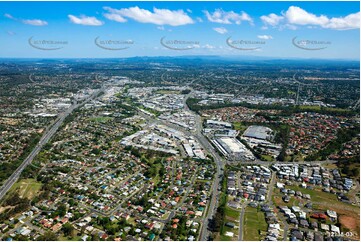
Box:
left=339, top=215, right=359, bottom=240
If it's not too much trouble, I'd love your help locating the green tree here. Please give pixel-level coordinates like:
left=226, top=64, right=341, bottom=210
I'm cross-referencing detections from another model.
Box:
left=62, top=223, right=74, bottom=237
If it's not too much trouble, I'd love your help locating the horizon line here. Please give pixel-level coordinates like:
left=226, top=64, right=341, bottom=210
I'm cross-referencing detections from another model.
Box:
left=0, top=55, right=359, bottom=62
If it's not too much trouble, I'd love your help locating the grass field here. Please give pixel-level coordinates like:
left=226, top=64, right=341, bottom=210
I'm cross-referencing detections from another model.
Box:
left=286, top=185, right=348, bottom=204
left=89, top=116, right=113, bottom=123
left=298, top=105, right=322, bottom=111
left=220, top=234, right=233, bottom=241
left=8, top=178, right=42, bottom=200
left=220, top=206, right=241, bottom=241
left=324, top=107, right=351, bottom=112
left=276, top=184, right=359, bottom=210
left=155, top=90, right=181, bottom=95
left=218, top=196, right=242, bottom=241
left=287, top=90, right=296, bottom=95
left=261, top=155, right=273, bottom=161
left=150, top=163, right=163, bottom=186
left=298, top=105, right=350, bottom=113
left=243, top=207, right=267, bottom=241
left=233, top=122, right=247, bottom=133
left=225, top=206, right=241, bottom=219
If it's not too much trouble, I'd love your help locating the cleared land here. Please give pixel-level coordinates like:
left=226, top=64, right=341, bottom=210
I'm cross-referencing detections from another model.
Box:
left=219, top=206, right=241, bottom=241
left=7, top=178, right=42, bottom=200
left=243, top=207, right=267, bottom=241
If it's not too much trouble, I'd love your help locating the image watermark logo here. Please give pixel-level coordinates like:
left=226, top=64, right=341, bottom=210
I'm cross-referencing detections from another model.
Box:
left=160, top=36, right=200, bottom=50
left=226, top=37, right=265, bottom=51
left=95, top=37, right=134, bottom=50
left=28, top=36, right=68, bottom=51
left=292, top=37, right=331, bottom=51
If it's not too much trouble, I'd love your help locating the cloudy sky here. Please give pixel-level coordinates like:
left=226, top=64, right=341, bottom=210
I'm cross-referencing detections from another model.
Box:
left=0, top=1, right=359, bottom=59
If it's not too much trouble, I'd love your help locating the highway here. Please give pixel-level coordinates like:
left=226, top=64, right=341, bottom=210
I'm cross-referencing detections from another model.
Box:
left=0, top=87, right=105, bottom=202
left=181, top=85, right=226, bottom=240
left=138, top=86, right=224, bottom=241
left=137, top=89, right=338, bottom=240
left=195, top=114, right=224, bottom=241
left=186, top=89, right=228, bottom=239
left=180, top=88, right=338, bottom=240
left=136, top=91, right=338, bottom=241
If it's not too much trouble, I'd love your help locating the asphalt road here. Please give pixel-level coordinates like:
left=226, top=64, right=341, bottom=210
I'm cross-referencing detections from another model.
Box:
left=138, top=90, right=337, bottom=241
left=181, top=87, right=225, bottom=240
left=0, top=87, right=105, bottom=202
left=195, top=118, right=224, bottom=241
left=137, top=94, right=224, bottom=241
left=0, top=78, right=341, bottom=237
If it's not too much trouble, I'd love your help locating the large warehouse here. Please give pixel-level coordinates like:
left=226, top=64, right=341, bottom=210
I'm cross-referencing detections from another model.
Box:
left=212, top=137, right=254, bottom=160
left=242, top=125, right=274, bottom=140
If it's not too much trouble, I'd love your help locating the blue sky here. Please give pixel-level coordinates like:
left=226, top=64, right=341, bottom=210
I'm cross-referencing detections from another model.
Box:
left=0, top=1, right=359, bottom=59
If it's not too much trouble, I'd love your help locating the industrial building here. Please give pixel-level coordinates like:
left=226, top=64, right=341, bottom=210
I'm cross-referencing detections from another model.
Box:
left=243, top=125, right=274, bottom=140
left=212, top=137, right=254, bottom=160
left=206, top=120, right=232, bottom=129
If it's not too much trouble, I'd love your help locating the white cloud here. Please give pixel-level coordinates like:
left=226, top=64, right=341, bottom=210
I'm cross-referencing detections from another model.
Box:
left=286, top=6, right=360, bottom=30
left=261, top=6, right=360, bottom=30
left=5, top=13, right=48, bottom=26
left=103, top=6, right=194, bottom=26
left=204, top=9, right=253, bottom=25
left=22, top=19, right=48, bottom=26
left=4, top=13, right=15, bottom=20
left=285, top=6, right=329, bottom=26
left=7, top=31, right=16, bottom=36
left=284, top=24, right=298, bottom=30
left=68, top=15, right=103, bottom=26
left=257, top=35, right=273, bottom=40
left=202, top=44, right=215, bottom=49
left=103, top=13, right=127, bottom=23
left=323, top=12, right=360, bottom=30
left=157, top=26, right=165, bottom=30
left=260, top=13, right=284, bottom=26
left=213, top=27, right=228, bottom=34
left=196, top=17, right=203, bottom=23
